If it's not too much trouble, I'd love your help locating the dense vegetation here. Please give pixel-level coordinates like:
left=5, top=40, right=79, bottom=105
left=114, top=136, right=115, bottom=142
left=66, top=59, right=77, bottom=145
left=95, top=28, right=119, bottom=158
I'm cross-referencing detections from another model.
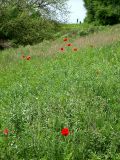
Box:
left=0, top=24, right=120, bottom=159
left=0, top=0, right=68, bottom=48
left=1, top=0, right=120, bottom=49
left=0, top=1, right=120, bottom=158
left=83, top=0, right=120, bottom=25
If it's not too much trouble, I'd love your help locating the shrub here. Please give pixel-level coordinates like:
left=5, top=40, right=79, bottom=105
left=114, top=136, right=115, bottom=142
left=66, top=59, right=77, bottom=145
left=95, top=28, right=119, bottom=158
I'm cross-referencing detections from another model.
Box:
left=0, top=5, right=61, bottom=47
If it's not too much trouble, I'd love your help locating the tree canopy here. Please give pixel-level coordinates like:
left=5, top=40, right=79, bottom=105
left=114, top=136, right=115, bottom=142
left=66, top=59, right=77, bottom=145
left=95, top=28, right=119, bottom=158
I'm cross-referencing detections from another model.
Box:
left=0, top=0, right=69, bottom=48
left=83, top=0, right=120, bottom=25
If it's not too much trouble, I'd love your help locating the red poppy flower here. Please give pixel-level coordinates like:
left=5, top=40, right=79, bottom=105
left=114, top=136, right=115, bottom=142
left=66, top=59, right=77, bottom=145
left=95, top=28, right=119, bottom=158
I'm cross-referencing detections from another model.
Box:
left=73, top=48, right=78, bottom=51
left=67, top=43, right=72, bottom=46
left=3, top=128, right=9, bottom=135
left=26, top=56, right=31, bottom=60
left=63, top=38, right=68, bottom=42
left=61, top=128, right=69, bottom=136
left=60, top=47, right=64, bottom=51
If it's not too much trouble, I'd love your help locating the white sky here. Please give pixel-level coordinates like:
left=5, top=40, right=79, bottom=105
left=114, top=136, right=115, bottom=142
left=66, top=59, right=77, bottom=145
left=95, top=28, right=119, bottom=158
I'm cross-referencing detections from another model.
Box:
left=66, top=0, right=87, bottom=23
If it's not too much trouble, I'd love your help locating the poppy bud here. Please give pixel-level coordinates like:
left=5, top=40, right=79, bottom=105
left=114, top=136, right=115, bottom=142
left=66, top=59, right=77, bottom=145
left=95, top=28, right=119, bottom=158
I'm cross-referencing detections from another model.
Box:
left=3, top=128, right=9, bottom=135
left=73, top=48, right=78, bottom=51
left=67, top=43, right=72, bottom=46
left=60, top=48, right=64, bottom=51
left=63, top=38, right=68, bottom=42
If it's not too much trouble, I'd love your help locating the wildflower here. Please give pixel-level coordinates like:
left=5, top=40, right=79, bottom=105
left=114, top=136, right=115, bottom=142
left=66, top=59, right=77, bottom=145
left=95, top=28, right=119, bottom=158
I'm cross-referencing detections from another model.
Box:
left=73, top=48, right=78, bottom=51
left=26, top=56, right=31, bottom=60
left=63, top=38, right=68, bottom=42
left=21, top=55, right=25, bottom=59
left=61, top=128, right=69, bottom=136
left=67, top=43, right=72, bottom=46
left=3, top=128, right=9, bottom=135
left=60, top=48, right=64, bottom=51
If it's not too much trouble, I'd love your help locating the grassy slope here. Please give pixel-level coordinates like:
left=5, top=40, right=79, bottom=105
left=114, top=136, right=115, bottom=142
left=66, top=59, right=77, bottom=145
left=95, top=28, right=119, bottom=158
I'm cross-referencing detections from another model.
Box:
left=0, top=24, right=120, bottom=160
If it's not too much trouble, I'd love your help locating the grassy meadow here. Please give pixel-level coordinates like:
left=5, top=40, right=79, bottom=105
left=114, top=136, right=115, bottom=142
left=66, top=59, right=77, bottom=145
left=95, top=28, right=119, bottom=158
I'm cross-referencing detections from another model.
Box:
left=0, top=24, right=120, bottom=160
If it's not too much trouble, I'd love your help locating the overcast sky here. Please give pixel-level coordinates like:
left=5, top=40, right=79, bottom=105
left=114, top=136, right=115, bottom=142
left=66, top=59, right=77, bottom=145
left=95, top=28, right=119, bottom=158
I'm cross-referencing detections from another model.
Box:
left=66, top=0, right=87, bottom=23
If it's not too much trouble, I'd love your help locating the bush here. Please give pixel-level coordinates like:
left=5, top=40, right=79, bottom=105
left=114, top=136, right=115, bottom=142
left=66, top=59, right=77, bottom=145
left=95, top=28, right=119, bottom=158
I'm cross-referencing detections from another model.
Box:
left=83, top=0, right=120, bottom=25
left=0, top=5, right=61, bottom=47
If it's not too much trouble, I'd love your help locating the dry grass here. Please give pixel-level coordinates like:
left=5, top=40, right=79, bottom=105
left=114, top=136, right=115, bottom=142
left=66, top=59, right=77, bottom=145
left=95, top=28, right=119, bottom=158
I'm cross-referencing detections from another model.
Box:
left=73, top=27, right=120, bottom=49
left=23, top=40, right=61, bottom=57
left=29, top=24, right=120, bottom=56
left=1, top=24, right=120, bottom=61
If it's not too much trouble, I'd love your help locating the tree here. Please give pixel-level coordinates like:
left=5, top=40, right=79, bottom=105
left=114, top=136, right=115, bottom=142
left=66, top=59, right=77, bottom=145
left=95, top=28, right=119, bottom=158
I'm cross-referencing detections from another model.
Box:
left=33, top=0, right=70, bottom=22
left=83, top=0, right=120, bottom=25
left=0, top=0, right=69, bottom=21
left=0, top=0, right=69, bottom=48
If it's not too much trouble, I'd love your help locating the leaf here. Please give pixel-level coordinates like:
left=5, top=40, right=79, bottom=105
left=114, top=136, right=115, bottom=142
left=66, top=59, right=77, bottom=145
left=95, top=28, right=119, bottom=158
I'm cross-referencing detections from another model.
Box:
left=0, top=137, right=4, bottom=144
left=65, top=152, right=72, bottom=160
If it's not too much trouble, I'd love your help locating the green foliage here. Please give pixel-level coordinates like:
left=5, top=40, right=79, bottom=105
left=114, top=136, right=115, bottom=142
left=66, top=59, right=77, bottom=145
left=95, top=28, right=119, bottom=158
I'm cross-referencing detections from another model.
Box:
left=84, top=0, right=120, bottom=25
left=55, top=23, right=105, bottom=39
left=0, top=1, right=63, bottom=47
left=0, top=24, right=120, bottom=159
left=4, top=13, right=55, bottom=45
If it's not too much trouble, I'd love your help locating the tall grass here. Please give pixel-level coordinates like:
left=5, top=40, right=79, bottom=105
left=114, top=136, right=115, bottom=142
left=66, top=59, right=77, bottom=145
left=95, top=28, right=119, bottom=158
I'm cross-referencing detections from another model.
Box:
left=0, top=25, right=120, bottom=160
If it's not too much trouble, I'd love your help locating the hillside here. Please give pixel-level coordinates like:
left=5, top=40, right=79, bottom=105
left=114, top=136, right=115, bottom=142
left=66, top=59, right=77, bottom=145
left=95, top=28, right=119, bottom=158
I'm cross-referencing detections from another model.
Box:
left=0, top=24, right=120, bottom=160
